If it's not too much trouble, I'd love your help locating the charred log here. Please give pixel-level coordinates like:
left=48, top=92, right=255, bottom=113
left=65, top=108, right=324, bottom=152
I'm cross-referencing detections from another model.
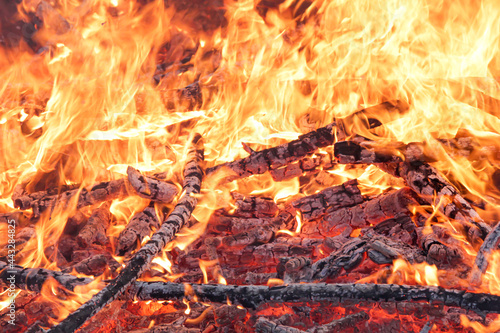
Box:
left=319, top=187, right=420, bottom=236
left=127, top=166, right=178, bottom=203
left=0, top=261, right=92, bottom=292
left=126, top=282, right=500, bottom=314
left=76, top=203, right=112, bottom=247
left=26, top=178, right=129, bottom=216
left=291, top=179, right=363, bottom=221
left=387, top=161, right=491, bottom=243
left=115, top=204, right=166, bottom=256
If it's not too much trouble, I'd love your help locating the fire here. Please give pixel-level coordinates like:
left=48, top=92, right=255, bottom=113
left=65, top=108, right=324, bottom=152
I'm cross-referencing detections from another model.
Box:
left=1, top=0, right=500, bottom=331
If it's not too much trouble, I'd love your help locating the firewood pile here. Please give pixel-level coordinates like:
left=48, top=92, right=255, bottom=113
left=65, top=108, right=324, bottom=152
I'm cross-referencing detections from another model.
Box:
left=2, top=0, right=500, bottom=333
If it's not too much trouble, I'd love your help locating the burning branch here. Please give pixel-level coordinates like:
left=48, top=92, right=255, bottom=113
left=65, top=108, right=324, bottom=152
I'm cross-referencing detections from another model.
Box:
left=206, top=101, right=406, bottom=181
left=44, top=133, right=204, bottom=333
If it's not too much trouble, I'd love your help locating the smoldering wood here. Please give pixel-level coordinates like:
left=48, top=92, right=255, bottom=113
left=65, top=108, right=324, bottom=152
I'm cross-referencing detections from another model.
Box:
left=208, top=211, right=294, bottom=235
left=291, top=179, right=363, bottom=221
left=231, top=192, right=279, bottom=217
left=334, top=141, right=403, bottom=164
left=205, top=237, right=224, bottom=282
left=386, top=161, right=491, bottom=242
left=221, top=225, right=275, bottom=248
left=0, top=261, right=92, bottom=292
left=318, top=187, right=420, bottom=236
left=12, top=182, right=81, bottom=210
left=76, top=202, right=112, bottom=247
left=255, top=318, right=306, bottom=333
left=307, top=232, right=426, bottom=281
left=206, top=101, right=406, bottom=180
left=27, top=178, right=130, bottom=216
left=176, top=237, right=319, bottom=270
left=419, top=321, right=434, bottom=333
left=115, top=204, right=166, bottom=256
left=269, top=151, right=334, bottom=182
left=0, top=211, right=31, bottom=227
left=470, top=221, right=500, bottom=286
left=416, top=228, right=464, bottom=265
left=213, top=304, right=248, bottom=327
left=309, top=311, right=369, bottom=333
left=71, top=253, right=121, bottom=277
left=126, top=281, right=500, bottom=314
left=46, top=133, right=204, bottom=333
left=6, top=264, right=500, bottom=316
left=127, top=166, right=179, bottom=203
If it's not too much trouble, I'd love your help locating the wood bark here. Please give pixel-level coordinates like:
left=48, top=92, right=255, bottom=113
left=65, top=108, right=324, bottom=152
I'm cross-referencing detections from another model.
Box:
left=115, top=204, right=166, bottom=256
left=319, top=187, right=420, bottom=236
left=126, top=282, right=500, bottom=314
left=231, top=192, right=279, bottom=218
left=46, top=133, right=204, bottom=333
left=309, top=311, right=369, bottom=333
left=307, top=232, right=425, bottom=281
left=291, top=179, right=363, bottom=221
left=27, top=178, right=129, bottom=216
left=389, top=162, right=491, bottom=243
left=470, top=221, right=500, bottom=286
left=0, top=261, right=92, bottom=292
left=127, top=166, right=178, bottom=203
left=76, top=203, right=112, bottom=247
left=206, top=101, right=406, bottom=181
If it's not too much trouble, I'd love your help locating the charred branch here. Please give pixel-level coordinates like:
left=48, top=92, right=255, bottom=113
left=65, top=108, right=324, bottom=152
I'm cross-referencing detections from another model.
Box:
left=389, top=162, right=491, bottom=242
left=0, top=261, right=92, bottom=292
left=25, top=178, right=130, bottom=216
left=470, top=221, right=500, bottom=286
left=126, top=282, right=500, bottom=314
left=307, top=232, right=425, bottom=281
left=206, top=101, right=406, bottom=181
left=46, top=133, right=204, bottom=333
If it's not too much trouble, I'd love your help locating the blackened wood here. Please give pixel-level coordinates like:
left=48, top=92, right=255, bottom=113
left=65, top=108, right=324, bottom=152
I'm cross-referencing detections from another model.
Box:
left=115, top=204, right=165, bottom=256
left=255, top=318, right=305, bottom=333
left=46, top=133, right=204, bottom=333
left=388, top=162, right=491, bottom=242
left=27, top=178, right=129, bottom=216
left=270, top=151, right=334, bottom=182
left=292, top=179, right=363, bottom=221
left=470, top=221, right=500, bottom=286
left=206, top=101, right=406, bottom=180
left=0, top=261, right=92, bottom=292
left=12, top=182, right=81, bottom=210
left=213, top=304, right=248, bottom=327
left=222, top=225, right=275, bottom=248
left=334, top=141, right=402, bottom=164
left=76, top=203, right=111, bottom=247
left=416, top=228, right=463, bottom=265
left=231, top=193, right=279, bottom=218
left=419, top=321, right=434, bottom=333
left=209, top=211, right=293, bottom=235
left=309, top=311, right=368, bottom=333
left=127, top=282, right=500, bottom=314
left=308, top=232, right=425, bottom=281
left=71, top=254, right=121, bottom=277
left=319, top=187, right=420, bottom=236
left=127, top=166, right=178, bottom=203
